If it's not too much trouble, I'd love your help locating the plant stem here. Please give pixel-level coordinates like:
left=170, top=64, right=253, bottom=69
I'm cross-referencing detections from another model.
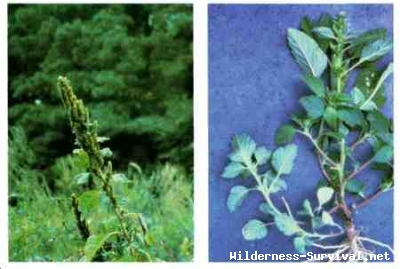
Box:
left=355, top=189, right=386, bottom=209
left=345, top=157, right=374, bottom=181
left=248, top=166, right=281, bottom=216
left=300, top=131, right=338, bottom=167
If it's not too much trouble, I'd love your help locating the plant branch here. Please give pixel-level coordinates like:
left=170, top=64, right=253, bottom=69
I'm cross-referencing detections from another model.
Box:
left=354, top=189, right=389, bottom=210
left=299, top=131, right=338, bottom=167
left=345, top=157, right=374, bottom=181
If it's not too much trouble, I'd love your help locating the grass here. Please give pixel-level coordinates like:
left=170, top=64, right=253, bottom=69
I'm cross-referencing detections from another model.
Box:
left=9, top=161, right=193, bottom=262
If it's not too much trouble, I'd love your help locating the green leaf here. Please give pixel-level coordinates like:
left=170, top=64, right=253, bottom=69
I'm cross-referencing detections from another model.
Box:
left=321, top=211, right=335, bottom=226
left=379, top=177, right=393, bottom=192
left=112, top=173, right=128, bottom=182
left=300, top=199, right=314, bottom=217
left=356, top=67, right=385, bottom=108
left=259, top=203, right=277, bottom=216
left=360, top=101, right=378, bottom=111
left=269, top=179, right=287, bottom=194
left=229, top=134, right=257, bottom=164
left=275, top=124, right=296, bottom=145
left=222, top=162, right=245, bottom=179
left=300, top=95, right=325, bottom=119
left=351, top=28, right=387, bottom=48
left=345, top=179, right=365, bottom=196
left=360, top=63, right=392, bottom=111
left=351, top=87, right=365, bottom=105
left=287, top=28, right=328, bottom=77
left=323, top=107, right=337, bottom=129
left=300, top=16, right=313, bottom=35
left=338, top=123, right=349, bottom=137
left=311, top=216, right=324, bottom=229
left=74, top=172, right=90, bottom=185
left=242, top=219, right=268, bottom=241
left=317, top=187, right=334, bottom=207
left=294, top=237, right=312, bottom=254
left=78, top=190, right=101, bottom=217
left=373, top=145, right=393, bottom=163
left=100, top=147, right=113, bottom=158
left=337, top=108, right=364, bottom=127
left=271, top=144, right=298, bottom=175
left=254, top=146, right=271, bottom=165
left=360, top=39, right=393, bottom=63
left=302, top=74, right=326, bottom=97
left=274, top=214, right=301, bottom=236
left=84, top=232, right=119, bottom=261
left=367, top=110, right=390, bottom=134
left=227, top=185, right=248, bottom=213
left=312, top=27, right=335, bottom=39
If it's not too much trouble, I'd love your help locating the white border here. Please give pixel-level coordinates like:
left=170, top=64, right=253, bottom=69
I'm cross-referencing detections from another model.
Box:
left=1, top=1, right=398, bottom=269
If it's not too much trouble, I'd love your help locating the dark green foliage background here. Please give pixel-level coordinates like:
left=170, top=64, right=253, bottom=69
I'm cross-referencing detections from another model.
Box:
left=9, top=4, right=193, bottom=261
left=9, top=3, right=193, bottom=170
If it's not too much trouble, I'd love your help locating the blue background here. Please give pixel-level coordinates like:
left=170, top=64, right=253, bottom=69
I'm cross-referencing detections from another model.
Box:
left=208, top=4, right=393, bottom=262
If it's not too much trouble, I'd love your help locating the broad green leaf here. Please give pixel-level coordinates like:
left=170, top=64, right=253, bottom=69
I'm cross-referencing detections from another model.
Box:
left=321, top=211, right=335, bottom=226
left=367, top=110, right=390, bottom=134
left=300, top=95, right=325, bottom=119
left=351, top=28, right=387, bottom=48
left=330, top=92, right=353, bottom=105
left=271, top=144, right=298, bottom=175
left=360, top=101, right=378, bottom=111
left=227, top=185, right=249, bottom=213
left=377, top=133, right=393, bottom=146
left=112, top=173, right=128, bottom=182
left=345, top=179, right=365, bottom=196
left=294, top=237, right=312, bottom=254
left=274, top=213, right=301, bottom=236
left=84, top=232, right=119, bottom=261
left=323, top=107, right=337, bottom=129
left=351, top=87, right=365, bottom=105
left=317, top=187, right=334, bottom=207
left=222, top=162, right=245, bottom=179
left=373, top=145, right=393, bottom=163
left=74, top=172, right=90, bottom=185
left=78, top=190, right=101, bottom=217
left=100, top=147, right=113, bottom=158
left=302, top=74, right=325, bottom=97
left=360, top=39, right=393, bottom=63
left=254, top=146, right=271, bottom=165
left=242, top=219, right=268, bottom=241
left=355, top=67, right=385, bottom=108
left=269, top=179, right=287, bottom=194
left=312, top=27, right=335, bottom=39
left=259, top=203, right=277, bottom=216
left=287, top=28, right=328, bottom=77
left=300, top=14, right=332, bottom=51
left=275, top=124, right=296, bottom=145
left=229, top=134, right=257, bottom=164
left=337, top=109, right=364, bottom=127
left=360, top=63, right=393, bottom=110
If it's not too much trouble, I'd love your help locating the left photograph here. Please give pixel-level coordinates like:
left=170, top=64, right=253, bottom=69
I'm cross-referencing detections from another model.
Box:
left=8, top=4, right=193, bottom=262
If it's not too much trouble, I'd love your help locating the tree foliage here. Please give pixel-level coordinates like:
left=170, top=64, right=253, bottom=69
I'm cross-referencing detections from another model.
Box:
left=8, top=4, right=193, bottom=171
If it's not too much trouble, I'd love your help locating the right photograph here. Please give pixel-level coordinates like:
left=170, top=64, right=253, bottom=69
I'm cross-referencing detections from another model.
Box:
left=209, top=4, right=393, bottom=262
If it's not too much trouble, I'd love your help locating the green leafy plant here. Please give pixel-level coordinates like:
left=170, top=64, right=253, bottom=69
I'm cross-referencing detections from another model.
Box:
left=222, top=12, right=393, bottom=261
left=58, top=76, right=151, bottom=261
